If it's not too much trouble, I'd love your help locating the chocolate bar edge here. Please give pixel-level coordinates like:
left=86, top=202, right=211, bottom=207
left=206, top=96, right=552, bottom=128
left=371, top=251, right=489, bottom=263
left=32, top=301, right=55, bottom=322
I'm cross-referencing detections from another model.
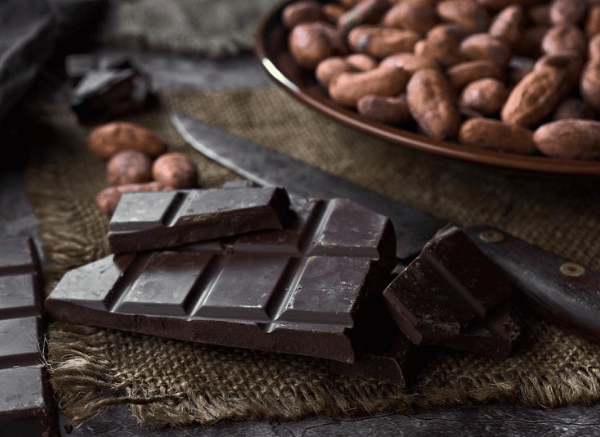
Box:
left=44, top=298, right=358, bottom=363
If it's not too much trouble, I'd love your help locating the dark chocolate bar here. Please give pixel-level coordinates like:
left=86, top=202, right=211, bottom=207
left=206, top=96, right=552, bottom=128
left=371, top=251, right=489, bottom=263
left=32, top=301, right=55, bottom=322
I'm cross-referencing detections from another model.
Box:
left=383, top=225, right=517, bottom=358
left=108, top=187, right=291, bottom=253
left=47, top=197, right=396, bottom=363
left=0, top=237, right=58, bottom=437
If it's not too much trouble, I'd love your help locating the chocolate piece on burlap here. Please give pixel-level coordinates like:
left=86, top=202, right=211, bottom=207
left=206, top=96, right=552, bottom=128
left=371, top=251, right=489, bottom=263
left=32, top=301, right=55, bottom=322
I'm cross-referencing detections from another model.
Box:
left=25, top=86, right=600, bottom=427
left=382, top=224, right=517, bottom=359
left=97, top=0, right=282, bottom=57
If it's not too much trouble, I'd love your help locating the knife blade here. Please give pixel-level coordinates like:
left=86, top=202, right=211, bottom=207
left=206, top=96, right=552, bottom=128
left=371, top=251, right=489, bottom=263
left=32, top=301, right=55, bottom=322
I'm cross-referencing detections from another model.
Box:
left=170, top=111, right=600, bottom=343
left=170, top=112, right=446, bottom=261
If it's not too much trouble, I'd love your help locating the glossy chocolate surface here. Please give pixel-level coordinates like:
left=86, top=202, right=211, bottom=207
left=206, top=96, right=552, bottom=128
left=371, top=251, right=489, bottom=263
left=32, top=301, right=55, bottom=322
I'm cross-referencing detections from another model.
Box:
left=48, top=197, right=396, bottom=363
left=109, top=187, right=291, bottom=253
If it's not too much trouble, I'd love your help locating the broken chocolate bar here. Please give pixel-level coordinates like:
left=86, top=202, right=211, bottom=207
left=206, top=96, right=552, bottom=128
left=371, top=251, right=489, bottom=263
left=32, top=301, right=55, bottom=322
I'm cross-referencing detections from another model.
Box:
left=0, top=237, right=59, bottom=437
left=108, top=187, right=291, bottom=253
left=383, top=224, right=518, bottom=358
left=47, top=197, right=396, bottom=363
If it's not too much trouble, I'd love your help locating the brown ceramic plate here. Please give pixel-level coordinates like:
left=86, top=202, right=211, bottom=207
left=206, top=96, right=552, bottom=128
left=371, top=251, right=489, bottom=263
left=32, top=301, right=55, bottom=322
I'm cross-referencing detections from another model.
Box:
left=255, top=0, right=600, bottom=176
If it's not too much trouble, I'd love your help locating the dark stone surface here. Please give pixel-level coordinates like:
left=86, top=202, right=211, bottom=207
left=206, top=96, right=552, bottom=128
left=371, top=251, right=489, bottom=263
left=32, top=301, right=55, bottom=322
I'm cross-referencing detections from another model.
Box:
left=58, top=402, right=600, bottom=437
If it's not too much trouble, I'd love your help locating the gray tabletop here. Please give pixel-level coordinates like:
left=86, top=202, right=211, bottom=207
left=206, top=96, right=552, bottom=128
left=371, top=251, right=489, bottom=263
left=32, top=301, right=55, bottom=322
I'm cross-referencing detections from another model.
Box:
left=6, top=48, right=600, bottom=437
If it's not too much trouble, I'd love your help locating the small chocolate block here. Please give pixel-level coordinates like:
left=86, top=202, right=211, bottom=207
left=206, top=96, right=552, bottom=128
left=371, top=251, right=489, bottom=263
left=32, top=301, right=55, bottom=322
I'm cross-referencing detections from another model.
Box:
left=47, top=197, right=396, bottom=364
left=108, top=187, right=291, bottom=253
left=330, top=335, right=407, bottom=382
left=383, top=224, right=517, bottom=358
left=67, top=54, right=156, bottom=122
left=71, top=69, right=138, bottom=108
left=440, top=305, right=521, bottom=359
left=0, top=237, right=58, bottom=437
left=329, top=293, right=438, bottom=385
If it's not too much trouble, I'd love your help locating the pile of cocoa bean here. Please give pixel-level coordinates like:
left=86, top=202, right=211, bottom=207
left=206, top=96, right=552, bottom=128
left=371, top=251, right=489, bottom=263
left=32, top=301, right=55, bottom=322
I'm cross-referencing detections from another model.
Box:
left=88, top=121, right=198, bottom=216
left=284, top=0, right=600, bottom=160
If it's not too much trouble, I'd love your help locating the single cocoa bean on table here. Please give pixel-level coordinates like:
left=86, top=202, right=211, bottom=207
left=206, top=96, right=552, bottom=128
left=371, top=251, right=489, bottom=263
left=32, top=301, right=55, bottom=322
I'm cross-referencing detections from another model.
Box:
left=152, top=152, right=199, bottom=189
left=88, top=121, right=169, bottom=159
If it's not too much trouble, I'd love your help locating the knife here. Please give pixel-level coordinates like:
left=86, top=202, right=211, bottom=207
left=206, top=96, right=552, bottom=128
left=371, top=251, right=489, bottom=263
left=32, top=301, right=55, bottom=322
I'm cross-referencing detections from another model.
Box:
left=170, top=112, right=600, bottom=343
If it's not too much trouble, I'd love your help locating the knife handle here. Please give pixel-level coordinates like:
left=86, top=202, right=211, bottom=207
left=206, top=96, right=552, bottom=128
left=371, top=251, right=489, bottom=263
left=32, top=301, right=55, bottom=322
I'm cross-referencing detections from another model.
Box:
left=464, top=226, right=600, bottom=342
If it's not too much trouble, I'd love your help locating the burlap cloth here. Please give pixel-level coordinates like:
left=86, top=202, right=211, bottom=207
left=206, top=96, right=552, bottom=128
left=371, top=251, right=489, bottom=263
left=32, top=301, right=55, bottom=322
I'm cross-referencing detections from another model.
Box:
left=24, top=86, right=600, bottom=427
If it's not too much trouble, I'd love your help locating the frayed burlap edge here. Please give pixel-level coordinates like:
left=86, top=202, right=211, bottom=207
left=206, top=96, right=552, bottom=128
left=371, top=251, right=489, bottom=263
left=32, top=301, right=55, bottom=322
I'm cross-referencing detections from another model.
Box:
left=47, top=323, right=416, bottom=427
left=46, top=317, right=600, bottom=427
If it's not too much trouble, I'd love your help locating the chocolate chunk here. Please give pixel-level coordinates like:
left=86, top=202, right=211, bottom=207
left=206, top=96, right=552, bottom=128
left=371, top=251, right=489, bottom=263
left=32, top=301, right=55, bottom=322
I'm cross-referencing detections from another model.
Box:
left=330, top=335, right=439, bottom=384
left=71, top=69, right=137, bottom=107
left=329, top=307, right=432, bottom=384
left=383, top=224, right=517, bottom=358
left=67, top=54, right=156, bottom=122
left=71, top=69, right=156, bottom=121
left=0, top=237, right=58, bottom=437
left=108, top=187, right=291, bottom=253
left=47, top=197, right=396, bottom=363
left=329, top=291, right=438, bottom=385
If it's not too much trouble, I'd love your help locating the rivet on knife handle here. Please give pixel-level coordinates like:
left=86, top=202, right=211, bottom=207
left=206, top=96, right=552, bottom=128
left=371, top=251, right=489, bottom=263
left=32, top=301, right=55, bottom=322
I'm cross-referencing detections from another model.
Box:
left=465, top=226, right=600, bottom=343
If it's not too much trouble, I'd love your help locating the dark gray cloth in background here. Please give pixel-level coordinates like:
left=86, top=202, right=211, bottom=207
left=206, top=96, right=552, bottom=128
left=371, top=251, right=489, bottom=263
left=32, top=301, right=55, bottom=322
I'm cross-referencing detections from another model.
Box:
left=0, top=0, right=105, bottom=130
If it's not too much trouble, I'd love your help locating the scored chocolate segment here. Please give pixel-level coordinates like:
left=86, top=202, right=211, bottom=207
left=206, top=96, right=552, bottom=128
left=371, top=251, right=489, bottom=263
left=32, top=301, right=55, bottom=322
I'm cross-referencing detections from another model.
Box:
left=0, top=237, right=38, bottom=275
left=309, top=198, right=390, bottom=257
left=1, top=366, right=55, bottom=436
left=383, top=224, right=517, bottom=358
left=0, top=317, right=44, bottom=368
left=0, top=237, right=59, bottom=437
left=233, top=196, right=319, bottom=254
left=0, top=274, right=40, bottom=318
left=47, top=197, right=396, bottom=363
left=108, top=187, right=291, bottom=253
left=194, top=254, right=289, bottom=321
